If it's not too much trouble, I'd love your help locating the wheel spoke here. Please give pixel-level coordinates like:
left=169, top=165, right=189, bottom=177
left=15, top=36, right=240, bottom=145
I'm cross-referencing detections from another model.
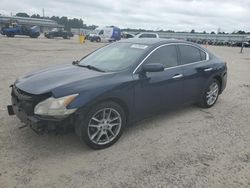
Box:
left=96, top=131, right=104, bottom=143
left=91, top=129, right=100, bottom=140
left=207, top=90, right=212, bottom=95
left=212, top=84, right=218, bottom=91
left=109, top=123, right=119, bottom=127
left=91, top=117, right=101, bottom=123
left=208, top=97, right=213, bottom=105
left=110, top=117, right=119, bottom=122
left=107, top=128, right=115, bottom=137
left=107, top=109, right=112, bottom=120
left=105, top=131, right=110, bottom=142
left=89, top=124, right=100, bottom=128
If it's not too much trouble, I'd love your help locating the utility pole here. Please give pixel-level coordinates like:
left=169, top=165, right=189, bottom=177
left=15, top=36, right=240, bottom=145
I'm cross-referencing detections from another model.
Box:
left=240, top=37, right=244, bottom=53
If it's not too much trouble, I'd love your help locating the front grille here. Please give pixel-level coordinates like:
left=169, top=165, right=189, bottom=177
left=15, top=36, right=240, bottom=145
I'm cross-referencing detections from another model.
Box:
left=11, top=85, right=51, bottom=115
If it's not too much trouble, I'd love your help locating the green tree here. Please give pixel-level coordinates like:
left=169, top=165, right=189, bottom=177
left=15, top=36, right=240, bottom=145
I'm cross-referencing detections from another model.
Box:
left=237, top=30, right=246, bottom=34
left=31, top=14, right=41, bottom=18
left=86, top=25, right=98, bottom=30
left=13, top=12, right=94, bottom=30
left=16, top=12, right=30, bottom=17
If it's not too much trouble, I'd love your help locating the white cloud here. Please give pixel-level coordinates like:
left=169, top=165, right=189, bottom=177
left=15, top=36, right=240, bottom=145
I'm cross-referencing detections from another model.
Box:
left=0, top=0, right=249, bottom=32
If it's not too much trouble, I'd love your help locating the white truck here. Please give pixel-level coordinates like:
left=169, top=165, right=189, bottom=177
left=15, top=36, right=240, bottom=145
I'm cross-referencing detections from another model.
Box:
left=88, top=26, right=121, bottom=42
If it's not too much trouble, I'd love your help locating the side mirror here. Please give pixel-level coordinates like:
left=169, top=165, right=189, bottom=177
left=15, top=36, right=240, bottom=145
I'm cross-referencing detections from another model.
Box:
left=142, top=63, right=164, bottom=73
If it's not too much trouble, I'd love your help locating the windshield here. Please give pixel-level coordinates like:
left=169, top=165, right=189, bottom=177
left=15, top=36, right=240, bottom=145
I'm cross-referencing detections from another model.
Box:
left=79, top=42, right=148, bottom=72
left=91, top=29, right=101, bottom=35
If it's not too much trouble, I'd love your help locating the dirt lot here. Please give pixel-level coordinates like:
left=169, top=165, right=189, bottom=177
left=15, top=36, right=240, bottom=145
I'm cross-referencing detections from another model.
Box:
left=0, top=36, right=250, bottom=188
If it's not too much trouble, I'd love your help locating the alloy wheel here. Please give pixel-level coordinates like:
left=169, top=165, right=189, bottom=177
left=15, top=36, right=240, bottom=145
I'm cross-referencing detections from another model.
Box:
left=87, top=108, right=122, bottom=145
left=206, top=82, right=219, bottom=106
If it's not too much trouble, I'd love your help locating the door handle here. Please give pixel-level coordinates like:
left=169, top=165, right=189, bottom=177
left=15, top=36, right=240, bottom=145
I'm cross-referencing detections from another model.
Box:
left=204, top=67, right=213, bottom=72
left=172, top=74, right=183, bottom=79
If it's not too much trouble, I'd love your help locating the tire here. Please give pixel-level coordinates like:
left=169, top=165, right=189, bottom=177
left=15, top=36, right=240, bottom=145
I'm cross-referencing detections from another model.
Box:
left=198, top=79, right=220, bottom=108
left=76, top=101, right=126, bottom=149
left=96, top=37, right=101, bottom=42
left=30, top=35, right=39, bottom=38
left=7, top=34, right=14, bottom=37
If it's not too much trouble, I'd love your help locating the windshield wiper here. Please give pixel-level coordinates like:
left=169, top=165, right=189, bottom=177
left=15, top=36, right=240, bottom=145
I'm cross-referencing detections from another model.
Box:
left=72, top=60, right=105, bottom=72
left=72, top=60, right=79, bottom=65
left=77, top=64, right=105, bottom=72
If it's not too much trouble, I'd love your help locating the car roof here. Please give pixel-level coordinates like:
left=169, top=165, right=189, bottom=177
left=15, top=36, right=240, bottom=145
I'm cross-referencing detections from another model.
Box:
left=137, top=32, right=158, bottom=35
left=120, top=38, right=190, bottom=46
left=118, top=38, right=209, bottom=53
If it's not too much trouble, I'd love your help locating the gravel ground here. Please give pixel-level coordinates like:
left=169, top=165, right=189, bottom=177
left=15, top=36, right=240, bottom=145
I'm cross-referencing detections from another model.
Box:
left=0, top=36, right=250, bottom=188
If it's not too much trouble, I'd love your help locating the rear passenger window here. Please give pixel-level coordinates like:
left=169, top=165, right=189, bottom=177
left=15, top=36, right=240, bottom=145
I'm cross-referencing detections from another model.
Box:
left=139, top=34, right=146, bottom=38
left=146, top=34, right=157, bottom=38
left=200, top=50, right=207, bottom=61
left=139, top=34, right=157, bottom=38
left=144, top=45, right=178, bottom=68
left=179, top=45, right=202, bottom=64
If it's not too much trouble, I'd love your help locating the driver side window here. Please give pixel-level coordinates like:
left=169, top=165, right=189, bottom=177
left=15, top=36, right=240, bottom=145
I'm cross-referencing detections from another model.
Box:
left=99, top=30, right=104, bottom=35
left=144, top=45, right=178, bottom=68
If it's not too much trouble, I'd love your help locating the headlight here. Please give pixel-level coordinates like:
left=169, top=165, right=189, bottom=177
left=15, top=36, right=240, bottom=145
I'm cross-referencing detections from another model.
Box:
left=34, top=94, right=78, bottom=116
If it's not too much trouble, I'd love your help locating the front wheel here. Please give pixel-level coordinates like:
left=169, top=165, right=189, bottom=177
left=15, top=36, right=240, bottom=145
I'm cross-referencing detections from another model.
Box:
left=96, top=37, right=101, bottom=42
left=199, top=79, right=220, bottom=108
left=77, top=102, right=126, bottom=149
left=30, top=34, right=39, bottom=38
left=7, top=34, right=14, bottom=37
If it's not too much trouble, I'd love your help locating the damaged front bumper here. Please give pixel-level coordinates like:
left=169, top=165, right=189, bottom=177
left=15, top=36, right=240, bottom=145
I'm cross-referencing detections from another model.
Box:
left=7, top=104, right=74, bottom=134
left=8, top=85, right=75, bottom=134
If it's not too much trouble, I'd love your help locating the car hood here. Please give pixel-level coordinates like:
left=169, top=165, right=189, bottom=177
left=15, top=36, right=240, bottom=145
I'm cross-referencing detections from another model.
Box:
left=15, top=63, right=109, bottom=95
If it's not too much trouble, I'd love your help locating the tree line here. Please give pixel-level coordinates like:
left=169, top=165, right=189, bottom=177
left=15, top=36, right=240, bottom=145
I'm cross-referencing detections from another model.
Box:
left=15, top=12, right=249, bottom=34
left=15, top=12, right=98, bottom=31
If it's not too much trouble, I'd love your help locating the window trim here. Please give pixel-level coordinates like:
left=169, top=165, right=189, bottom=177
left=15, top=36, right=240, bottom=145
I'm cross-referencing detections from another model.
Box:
left=143, top=44, right=179, bottom=69
left=177, top=43, right=208, bottom=65
left=133, top=43, right=209, bottom=74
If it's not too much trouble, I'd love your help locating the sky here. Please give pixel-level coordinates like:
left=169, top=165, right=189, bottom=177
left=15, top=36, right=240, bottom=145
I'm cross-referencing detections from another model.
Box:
left=1, top=0, right=250, bottom=32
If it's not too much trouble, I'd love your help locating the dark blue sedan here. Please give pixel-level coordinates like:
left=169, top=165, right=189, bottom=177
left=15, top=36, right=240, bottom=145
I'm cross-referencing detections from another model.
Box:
left=8, top=38, right=227, bottom=149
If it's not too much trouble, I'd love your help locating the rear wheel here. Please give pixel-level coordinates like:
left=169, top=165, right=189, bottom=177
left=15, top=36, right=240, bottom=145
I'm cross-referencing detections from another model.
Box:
left=96, top=37, right=101, bottom=42
left=30, top=34, right=39, bottom=38
left=77, top=101, right=126, bottom=149
left=7, top=34, right=14, bottom=37
left=199, top=79, right=220, bottom=108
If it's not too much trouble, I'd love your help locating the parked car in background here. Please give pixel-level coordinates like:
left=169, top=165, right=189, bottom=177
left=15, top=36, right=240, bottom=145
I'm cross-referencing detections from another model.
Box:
left=1, top=25, right=40, bottom=38
left=88, top=26, right=121, bottom=42
left=7, top=38, right=227, bottom=149
left=243, top=42, right=250, bottom=48
left=135, top=32, right=159, bottom=38
left=44, top=28, right=74, bottom=39
left=121, top=32, right=135, bottom=39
